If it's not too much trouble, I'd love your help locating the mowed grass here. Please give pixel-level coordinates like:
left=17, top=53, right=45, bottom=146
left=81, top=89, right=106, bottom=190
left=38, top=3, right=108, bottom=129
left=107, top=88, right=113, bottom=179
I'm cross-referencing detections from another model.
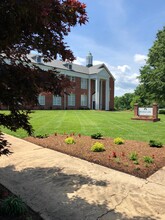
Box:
left=0, top=110, right=165, bottom=143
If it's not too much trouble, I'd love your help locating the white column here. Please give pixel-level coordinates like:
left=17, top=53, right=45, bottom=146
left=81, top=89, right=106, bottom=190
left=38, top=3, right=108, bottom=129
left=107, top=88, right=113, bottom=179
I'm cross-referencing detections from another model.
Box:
left=105, top=79, right=110, bottom=110
left=88, top=78, right=91, bottom=109
left=100, top=80, right=103, bottom=110
left=95, top=78, right=100, bottom=110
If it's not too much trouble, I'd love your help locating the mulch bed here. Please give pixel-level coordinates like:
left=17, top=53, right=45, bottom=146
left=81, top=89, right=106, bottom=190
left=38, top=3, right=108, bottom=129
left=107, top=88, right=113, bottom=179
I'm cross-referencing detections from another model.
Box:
left=24, top=134, right=165, bottom=179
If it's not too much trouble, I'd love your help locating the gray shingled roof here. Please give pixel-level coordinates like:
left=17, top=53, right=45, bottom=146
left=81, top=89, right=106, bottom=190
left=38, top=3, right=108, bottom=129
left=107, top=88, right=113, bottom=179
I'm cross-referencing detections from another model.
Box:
left=27, top=53, right=114, bottom=78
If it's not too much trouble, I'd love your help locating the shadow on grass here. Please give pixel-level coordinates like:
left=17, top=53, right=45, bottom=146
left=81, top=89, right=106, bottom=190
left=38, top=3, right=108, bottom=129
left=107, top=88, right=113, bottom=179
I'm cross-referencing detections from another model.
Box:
left=0, top=164, right=159, bottom=220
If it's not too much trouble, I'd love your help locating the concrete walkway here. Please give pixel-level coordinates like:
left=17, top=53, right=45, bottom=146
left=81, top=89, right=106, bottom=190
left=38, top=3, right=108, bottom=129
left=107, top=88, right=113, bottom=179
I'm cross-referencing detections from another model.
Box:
left=0, top=134, right=165, bottom=220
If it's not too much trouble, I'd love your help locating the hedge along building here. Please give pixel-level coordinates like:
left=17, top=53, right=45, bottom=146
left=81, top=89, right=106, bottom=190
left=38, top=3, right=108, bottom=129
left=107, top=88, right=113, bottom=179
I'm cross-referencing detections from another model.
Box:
left=28, top=52, right=115, bottom=110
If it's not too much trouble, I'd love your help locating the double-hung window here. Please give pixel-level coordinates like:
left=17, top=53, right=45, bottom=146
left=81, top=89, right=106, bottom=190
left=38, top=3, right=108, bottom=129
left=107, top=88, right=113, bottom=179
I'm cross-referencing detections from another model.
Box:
left=53, top=95, right=61, bottom=106
left=68, top=93, right=75, bottom=106
left=81, top=78, right=87, bottom=89
left=81, top=94, right=87, bottom=106
left=38, top=95, right=45, bottom=105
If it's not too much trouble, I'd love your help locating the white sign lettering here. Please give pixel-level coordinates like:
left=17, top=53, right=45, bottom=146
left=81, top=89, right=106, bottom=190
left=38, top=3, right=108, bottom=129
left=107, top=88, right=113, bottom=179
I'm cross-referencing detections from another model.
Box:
left=138, top=107, right=153, bottom=116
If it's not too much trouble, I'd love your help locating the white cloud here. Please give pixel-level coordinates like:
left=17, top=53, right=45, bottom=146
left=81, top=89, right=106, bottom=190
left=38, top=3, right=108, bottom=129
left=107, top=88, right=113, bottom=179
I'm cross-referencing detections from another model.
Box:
left=73, top=57, right=86, bottom=65
left=109, top=65, right=139, bottom=96
left=134, top=54, right=147, bottom=64
left=117, top=65, right=131, bottom=73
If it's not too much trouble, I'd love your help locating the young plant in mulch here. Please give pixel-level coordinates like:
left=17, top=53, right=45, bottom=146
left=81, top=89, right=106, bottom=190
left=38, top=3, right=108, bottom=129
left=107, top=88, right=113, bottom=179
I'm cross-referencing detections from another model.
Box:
left=113, top=137, right=125, bottom=145
left=91, top=132, right=103, bottom=139
left=129, top=152, right=138, bottom=161
left=35, top=134, right=48, bottom=139
left=149, top=140, right=163, bottom=148
left=143, top=156, right=154, bottom=164
left=64, top=137, right=75, bottom=144
left=129, top=152, right=139, bottom=165
left=91, top=142, right=105, bottom=152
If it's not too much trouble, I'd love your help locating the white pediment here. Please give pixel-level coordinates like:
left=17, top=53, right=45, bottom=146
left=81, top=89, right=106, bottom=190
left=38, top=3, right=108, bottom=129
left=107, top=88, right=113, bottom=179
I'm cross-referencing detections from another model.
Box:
left=97, top=68, right=110, bottom=79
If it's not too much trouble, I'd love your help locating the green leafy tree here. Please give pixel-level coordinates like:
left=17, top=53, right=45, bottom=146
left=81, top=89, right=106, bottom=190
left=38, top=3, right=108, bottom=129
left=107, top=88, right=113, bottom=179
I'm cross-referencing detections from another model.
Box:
left=114, top=93, right=134, bottom=110
left=0, top=0, right=88, bottom=155
left=139, top=26, right=165, bottom=105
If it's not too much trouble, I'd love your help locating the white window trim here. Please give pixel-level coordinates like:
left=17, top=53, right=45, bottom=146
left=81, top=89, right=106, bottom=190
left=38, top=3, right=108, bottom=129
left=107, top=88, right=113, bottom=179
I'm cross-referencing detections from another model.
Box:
left=81, top=78, right=87, bottom=89
left=81, top=94, right=87, bottom=106
left=38, top=95, right=45, bottom=105
left=53, top=95, right=61, bottom=106
left=68, top=93, right=75, bottom=106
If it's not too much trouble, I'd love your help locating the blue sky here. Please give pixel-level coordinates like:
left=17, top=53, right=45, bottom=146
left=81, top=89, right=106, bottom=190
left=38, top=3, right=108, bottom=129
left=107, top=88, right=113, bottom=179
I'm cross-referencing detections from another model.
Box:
left=65, top=0, right=165, bottom=96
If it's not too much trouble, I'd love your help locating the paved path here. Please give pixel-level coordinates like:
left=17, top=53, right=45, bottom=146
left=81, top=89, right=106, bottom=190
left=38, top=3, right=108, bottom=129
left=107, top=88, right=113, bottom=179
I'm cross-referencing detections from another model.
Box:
left=0, top=134, right=165, bottom=220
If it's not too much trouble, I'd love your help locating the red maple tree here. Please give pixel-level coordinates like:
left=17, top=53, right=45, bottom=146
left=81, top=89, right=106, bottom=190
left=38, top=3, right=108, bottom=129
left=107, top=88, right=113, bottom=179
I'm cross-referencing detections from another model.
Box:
left=0, top=0, right=88, bottom=154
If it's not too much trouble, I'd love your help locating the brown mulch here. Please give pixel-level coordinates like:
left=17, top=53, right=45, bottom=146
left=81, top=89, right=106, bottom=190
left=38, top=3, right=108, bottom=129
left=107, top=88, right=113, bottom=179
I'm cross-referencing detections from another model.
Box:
left=24, top=134, right=165, bottom=179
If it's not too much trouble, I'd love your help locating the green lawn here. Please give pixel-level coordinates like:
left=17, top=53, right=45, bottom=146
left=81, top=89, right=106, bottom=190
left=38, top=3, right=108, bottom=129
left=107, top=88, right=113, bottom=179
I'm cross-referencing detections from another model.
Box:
left=1, top=110, right=165, bottom=143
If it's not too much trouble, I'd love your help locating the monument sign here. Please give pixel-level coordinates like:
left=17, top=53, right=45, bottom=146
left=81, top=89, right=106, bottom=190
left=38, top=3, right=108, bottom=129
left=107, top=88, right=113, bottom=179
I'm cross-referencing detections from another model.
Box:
left=132, top=103, right=160, bottom=122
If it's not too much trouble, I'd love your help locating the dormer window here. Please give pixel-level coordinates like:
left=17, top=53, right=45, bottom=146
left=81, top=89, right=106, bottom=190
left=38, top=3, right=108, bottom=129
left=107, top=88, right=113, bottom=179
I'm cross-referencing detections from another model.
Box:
left=68, top=63, right=72, bottom=70
left=36, top=56, right=42, bottom=63
left=64, top=62, right=72, bottom=70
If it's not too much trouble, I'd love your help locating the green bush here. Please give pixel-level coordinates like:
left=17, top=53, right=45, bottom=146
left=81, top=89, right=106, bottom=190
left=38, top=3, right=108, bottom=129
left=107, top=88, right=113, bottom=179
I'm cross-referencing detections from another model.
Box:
left=91, top=142, right=105, bottom=152
left=0, top=196, right=27, bottom=216
left=143, top=156, right=154, bottom=164
left=91, top=133, right=103, bottom=139
left=159, top=109, right=165, bottom=114
left=35, top=134, right=48, bottom=139
left=114, top=137, right=125, bottom=145
left=64, top=137, right=75, bottom=144
left=149, top=140, right=163, bottom=148
left=129, top=152, right=138, bottom=161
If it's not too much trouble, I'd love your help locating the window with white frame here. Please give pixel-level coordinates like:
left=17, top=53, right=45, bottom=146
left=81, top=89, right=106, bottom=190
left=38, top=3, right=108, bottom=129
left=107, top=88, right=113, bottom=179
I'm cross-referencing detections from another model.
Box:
left=38, top=95, right=45, bottom=105
left=53, top=95, right=61, bottom=106
left=68, top=93, right=75, bottom=106
left=81, top=78, right=87, bottom=89
left=81, top=94, right=87, bottom=106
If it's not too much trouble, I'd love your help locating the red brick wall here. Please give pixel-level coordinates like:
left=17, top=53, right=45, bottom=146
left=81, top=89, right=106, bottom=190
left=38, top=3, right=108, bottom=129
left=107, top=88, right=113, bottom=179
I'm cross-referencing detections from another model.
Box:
left=0, top=76, right=115, bottom=111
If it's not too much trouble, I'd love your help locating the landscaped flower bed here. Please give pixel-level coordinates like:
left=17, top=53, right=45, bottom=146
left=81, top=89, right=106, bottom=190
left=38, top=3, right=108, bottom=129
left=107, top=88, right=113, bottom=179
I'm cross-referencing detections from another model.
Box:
left=25, top=134, right=165, bottom=179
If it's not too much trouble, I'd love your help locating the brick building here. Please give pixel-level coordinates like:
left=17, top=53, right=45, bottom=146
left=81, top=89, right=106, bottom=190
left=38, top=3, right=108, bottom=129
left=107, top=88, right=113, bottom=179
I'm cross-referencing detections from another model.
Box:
left=0, top=53, right=115, bottom=111
left=29, top=52, right=115, bottom=110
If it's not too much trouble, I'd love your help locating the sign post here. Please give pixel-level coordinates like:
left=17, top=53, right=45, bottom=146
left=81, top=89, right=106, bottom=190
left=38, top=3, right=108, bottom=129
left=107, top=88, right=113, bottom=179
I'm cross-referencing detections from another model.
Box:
left=132, top=103, right=160, bottom=122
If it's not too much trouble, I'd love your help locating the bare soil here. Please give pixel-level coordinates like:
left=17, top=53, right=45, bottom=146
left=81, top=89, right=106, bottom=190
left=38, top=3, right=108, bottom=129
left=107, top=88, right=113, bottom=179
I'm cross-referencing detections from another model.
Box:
left=25, top=134, right=165, bottom=179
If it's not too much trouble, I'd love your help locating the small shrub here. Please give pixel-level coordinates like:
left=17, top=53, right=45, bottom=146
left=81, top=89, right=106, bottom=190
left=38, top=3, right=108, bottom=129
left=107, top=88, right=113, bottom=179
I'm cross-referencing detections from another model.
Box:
left=133, top=160, right=139, bottom=165
left=35, top=134, right=48, bottom=139
left=91, top=142, right=105, bottom=152
left=64, top=137, right=75, bottom=144
left=0, top=196, right=27, bottom=216
left=149, top=140, right=163, bottom=148
left=114, top=137, right=125, bottom=145
left=143, top=156, right=154, bottom=164
left=129, top=152, right=138, bottom=161
left=91, top=133, right=103, bottom=139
